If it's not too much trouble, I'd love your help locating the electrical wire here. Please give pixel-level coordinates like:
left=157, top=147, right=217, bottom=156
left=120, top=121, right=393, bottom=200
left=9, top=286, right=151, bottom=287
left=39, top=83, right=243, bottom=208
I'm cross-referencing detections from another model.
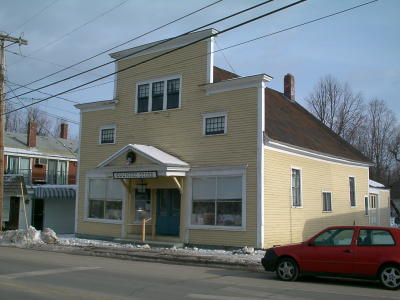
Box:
left=5, top=0, right=273, bottom=100
left=5, top=0, right=224, bottom=96
left=5, top=0, right=307, bottom=114
left=66, top=0, right=380, bottom=95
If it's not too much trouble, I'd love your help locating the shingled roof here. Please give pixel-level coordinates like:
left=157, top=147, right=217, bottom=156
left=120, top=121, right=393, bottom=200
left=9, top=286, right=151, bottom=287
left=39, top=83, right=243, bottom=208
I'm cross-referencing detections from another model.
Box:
left=213, top=66, right=238, bottom=82
left=264, top=88, right=370, bottom=163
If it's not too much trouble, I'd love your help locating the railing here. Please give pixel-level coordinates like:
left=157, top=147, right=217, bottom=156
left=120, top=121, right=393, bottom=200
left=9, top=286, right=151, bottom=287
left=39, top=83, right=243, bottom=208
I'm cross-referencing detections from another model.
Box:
left=5, top=168, right=69, bottom=185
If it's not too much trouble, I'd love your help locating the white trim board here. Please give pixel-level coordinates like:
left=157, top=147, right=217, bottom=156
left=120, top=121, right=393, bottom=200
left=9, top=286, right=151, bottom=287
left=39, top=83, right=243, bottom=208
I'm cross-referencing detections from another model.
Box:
left=264, top=139, right=371, bottom=168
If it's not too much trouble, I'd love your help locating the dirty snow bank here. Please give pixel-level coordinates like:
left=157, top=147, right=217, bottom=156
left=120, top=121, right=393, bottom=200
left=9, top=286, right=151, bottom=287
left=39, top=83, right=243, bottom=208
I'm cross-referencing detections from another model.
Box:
left=0, top=227, right=58, bottom=245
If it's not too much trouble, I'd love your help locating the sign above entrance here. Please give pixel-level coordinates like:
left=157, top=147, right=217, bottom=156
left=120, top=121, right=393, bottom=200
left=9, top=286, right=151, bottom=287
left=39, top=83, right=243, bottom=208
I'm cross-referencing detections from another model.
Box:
left=113, top=171, right=158, bottom=179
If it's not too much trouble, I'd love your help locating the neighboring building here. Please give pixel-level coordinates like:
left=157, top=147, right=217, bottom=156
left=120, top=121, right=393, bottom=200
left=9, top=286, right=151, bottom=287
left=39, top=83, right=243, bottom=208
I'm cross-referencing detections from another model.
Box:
left=75, top=29, right=389, bottom=248
left=2, top=122, right=78, bottom=233
left=390, top=180, right=400, bottom=225
left=368, top=180, right=391, bottom=226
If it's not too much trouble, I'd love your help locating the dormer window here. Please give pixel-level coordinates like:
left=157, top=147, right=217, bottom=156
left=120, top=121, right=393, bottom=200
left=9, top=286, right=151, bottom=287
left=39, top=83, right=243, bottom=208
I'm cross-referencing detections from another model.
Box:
left=136, top=76, right=181, bottom=113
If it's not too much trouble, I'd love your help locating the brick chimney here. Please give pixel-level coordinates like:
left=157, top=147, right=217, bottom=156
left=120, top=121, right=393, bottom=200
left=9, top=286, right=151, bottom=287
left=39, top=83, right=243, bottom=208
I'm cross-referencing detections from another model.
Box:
left=27, top=122, right=37, bottom=148
left=284, top=73, right=295, bottom=101
left=60, top=123, right=68, bottom=139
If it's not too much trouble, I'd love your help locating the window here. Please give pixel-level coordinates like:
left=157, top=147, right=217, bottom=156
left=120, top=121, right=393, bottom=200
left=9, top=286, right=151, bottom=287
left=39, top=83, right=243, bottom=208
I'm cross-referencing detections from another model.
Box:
left=47, top=160, right=67, bottom=185
left=370, top=194, right=377, bottom=208
left=88, top=179, right=123, bottom=221
left=191, top=176, right=242, bottom=227
left=291, top=168, right=301, bottom=207
left=136, top=76, right=180, bottom=113
left=203, top=112, right=227, bottom=136
left=137, top=84, right=149, bottom=113
left=313, top=228, right=354, bottom=246
left=135, top=189, right=151, bottom=222
left=99, top=126, right=116, bottom=144
left=322, top=192, right=332, bottom=212
left=7, top=156, right=31, bottom=184
left=349, top=177, right=356, bottom=207
left=358, top=229, right=395, bottom=246
left=364, top=196, right=369, bottom=216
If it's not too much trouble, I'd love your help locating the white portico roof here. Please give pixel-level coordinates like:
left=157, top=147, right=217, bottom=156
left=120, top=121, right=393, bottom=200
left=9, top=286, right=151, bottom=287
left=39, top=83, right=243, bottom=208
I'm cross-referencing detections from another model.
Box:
left=96, top=144, right=189, bottom=176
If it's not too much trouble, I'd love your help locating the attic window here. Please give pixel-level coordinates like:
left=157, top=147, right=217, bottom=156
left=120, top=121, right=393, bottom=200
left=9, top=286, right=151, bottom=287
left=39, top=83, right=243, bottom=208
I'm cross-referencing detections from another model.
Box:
left=136, top=76, right=181, bottom=113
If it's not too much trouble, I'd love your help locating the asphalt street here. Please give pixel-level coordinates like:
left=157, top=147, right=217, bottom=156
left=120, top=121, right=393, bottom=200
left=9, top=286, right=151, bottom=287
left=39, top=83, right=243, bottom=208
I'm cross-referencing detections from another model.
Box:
left=0, top=246, right=398, bottom=300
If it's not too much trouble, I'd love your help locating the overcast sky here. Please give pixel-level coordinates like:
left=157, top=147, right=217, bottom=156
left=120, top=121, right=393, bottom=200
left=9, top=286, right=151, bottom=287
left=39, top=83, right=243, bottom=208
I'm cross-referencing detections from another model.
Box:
left=1, top=0, right=399, bottom=137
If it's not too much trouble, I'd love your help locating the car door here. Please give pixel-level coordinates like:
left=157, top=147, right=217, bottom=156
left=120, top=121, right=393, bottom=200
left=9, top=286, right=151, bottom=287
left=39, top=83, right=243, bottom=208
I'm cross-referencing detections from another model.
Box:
left=298, top=228, right=356, bottom=274
left=353, top=228, right=397, bottom=275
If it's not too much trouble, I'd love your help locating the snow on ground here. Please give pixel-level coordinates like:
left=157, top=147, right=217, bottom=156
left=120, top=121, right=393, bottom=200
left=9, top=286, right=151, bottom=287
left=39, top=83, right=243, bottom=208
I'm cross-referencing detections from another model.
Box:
left=0, top=228, right=265, bottom=264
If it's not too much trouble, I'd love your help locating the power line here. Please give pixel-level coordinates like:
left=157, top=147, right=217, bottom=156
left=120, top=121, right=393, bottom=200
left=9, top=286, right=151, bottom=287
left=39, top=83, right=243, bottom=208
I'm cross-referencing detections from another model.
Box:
left=5, top=0, right=223, bottom=96
left=7, top=85, right=77, bottom=155
left=4, top=0, right=307, bottom=115
left=10, top=0, right=59, bottom=35
left=5, top=0, right=272, bottom=101
left=11, top=0, right=130, bottom=65
left=5, top=79, right=79, bottom=104
left=66, top=0, right=380, bottom=96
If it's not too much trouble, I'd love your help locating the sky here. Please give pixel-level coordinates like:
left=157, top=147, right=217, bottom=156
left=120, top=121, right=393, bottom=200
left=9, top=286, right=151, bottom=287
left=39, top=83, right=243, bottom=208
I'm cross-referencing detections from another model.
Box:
left=1, top=0, right=399, bottom=138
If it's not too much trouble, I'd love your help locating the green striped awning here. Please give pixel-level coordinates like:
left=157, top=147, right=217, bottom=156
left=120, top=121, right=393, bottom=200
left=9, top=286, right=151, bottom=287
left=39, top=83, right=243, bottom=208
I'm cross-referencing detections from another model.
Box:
left=34, top=185, right=76, bottom=200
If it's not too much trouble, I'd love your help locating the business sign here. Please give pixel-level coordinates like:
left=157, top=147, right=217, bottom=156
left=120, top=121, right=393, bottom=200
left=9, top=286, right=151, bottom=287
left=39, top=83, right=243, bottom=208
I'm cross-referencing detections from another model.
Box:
left=113, top=171, right=158, bottom=179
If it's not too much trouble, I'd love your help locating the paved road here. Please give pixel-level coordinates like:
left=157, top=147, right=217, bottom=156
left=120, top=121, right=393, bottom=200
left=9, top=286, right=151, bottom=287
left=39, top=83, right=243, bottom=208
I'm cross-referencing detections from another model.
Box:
left=0, top=246, right=398, bottom=300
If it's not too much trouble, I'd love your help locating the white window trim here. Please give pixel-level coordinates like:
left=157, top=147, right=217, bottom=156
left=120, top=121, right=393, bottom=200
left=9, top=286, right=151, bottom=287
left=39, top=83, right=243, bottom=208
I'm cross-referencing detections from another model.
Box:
left=135, top=74, right=182, bottom=114
left=84, top=177, right=124, bottom=224
left=202, top=111, right=228, bottom=136
left=322, top=191, right=333, bottom=212
left=349, top=176, right=357, bottom=208
left=99, top=125, right=116, bottom=145
left=291, top=167, right=303, bottom=208
left=188, top=169, right=246, bottom=231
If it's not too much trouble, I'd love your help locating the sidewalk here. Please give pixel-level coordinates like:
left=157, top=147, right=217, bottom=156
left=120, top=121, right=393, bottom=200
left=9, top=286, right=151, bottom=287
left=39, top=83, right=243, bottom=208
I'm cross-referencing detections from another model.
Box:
left=0, top=228, right=265, bottom=272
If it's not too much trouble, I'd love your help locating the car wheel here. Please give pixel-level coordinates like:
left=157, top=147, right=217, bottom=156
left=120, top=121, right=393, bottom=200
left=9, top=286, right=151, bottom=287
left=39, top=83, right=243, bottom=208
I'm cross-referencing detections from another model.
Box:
left=276, top=258, right=299, bottom=281
left=379, top=264, right=400, bottom=290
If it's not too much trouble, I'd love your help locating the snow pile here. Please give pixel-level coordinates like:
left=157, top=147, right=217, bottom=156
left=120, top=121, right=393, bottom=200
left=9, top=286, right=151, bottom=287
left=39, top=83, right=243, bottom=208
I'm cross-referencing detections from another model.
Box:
left=0, top=226, right=42, bottom=245
left=41, top=228, right=59, bottom=244
left=0, top=227, right=60, bottom=245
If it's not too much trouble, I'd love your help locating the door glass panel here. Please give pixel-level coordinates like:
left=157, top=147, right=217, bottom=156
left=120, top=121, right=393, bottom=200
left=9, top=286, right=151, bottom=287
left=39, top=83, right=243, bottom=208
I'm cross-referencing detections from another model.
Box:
left=57, top=161, right=67, bottom=184
left=135, top=189, right=151, bottom=222
left=47, top=160, right=57, bottom=184
left=8, top=156, right=19, bottom=173
left=20, top=157, right=30, bottom=184
left=358, top=229, right=395, bottom=246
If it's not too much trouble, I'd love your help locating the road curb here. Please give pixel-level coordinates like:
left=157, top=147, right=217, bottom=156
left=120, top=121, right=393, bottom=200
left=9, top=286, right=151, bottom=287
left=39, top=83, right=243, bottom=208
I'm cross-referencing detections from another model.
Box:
left=0, top=244, right=265, bottom=273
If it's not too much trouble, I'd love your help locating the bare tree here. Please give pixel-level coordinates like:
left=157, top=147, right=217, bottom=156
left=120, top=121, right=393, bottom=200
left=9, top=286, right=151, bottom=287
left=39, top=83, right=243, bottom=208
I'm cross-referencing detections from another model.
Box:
left=357, top=99, right=396, bottom=183
left=21, top=106, right=53, bottom=136
left=4, top=100, right=23, bottom=132
left=307, top=75, right=365, bottom=141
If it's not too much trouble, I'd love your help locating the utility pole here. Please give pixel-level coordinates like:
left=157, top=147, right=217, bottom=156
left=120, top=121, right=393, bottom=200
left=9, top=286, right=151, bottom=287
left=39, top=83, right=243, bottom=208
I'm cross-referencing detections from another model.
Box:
left=0, top=34, right=27, bottom=230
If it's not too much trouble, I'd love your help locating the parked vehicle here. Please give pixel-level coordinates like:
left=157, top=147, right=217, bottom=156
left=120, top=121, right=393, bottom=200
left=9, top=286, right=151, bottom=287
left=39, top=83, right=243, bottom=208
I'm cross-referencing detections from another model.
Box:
left=261, top=226, right=400, bottom=290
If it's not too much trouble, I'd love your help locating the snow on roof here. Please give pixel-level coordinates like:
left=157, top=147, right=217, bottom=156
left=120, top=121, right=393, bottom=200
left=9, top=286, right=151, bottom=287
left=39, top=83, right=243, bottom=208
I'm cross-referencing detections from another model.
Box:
left=369, top=179, right=385, bottom=188
left=133, top=144, right=189, bottom=166
left=98, top=144, right=189, bottom=168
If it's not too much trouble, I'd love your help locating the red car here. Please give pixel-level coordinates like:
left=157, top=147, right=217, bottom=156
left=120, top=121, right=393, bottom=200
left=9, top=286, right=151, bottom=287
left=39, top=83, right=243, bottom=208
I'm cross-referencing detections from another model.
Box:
left=261, top=226, right=400, bottom=290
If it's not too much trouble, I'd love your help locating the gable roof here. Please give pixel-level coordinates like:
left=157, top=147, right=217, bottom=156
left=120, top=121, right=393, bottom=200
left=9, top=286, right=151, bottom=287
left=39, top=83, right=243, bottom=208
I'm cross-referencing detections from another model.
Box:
left=5, top=132, right=78, bottom=159
left=98, top=144, right=189, bottom=168
left=264, top=88, right=371, bottom=164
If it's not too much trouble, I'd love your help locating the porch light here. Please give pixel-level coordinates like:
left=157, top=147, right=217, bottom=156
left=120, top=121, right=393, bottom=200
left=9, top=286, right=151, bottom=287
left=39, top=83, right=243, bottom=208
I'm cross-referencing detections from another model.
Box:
left=137, top=179, right=147, bottom=193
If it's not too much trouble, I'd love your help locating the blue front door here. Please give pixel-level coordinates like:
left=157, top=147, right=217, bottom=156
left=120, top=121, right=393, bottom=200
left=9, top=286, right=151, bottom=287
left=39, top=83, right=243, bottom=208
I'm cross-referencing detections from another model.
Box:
left=156, top=189, right=180, bottom=236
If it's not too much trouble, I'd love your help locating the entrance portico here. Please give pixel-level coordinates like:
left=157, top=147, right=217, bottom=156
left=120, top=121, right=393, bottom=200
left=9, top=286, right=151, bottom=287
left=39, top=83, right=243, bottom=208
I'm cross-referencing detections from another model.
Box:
left=86, top=144, right=190, bottom=242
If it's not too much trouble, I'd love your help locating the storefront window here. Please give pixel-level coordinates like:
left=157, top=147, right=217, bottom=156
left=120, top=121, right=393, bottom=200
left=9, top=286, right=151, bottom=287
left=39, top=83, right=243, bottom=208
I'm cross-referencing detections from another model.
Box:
left=135, top=189, right=151, bottom=222
left=88, top=179, right=123, bottom=221
left=191, top=176, right=242, bottom=227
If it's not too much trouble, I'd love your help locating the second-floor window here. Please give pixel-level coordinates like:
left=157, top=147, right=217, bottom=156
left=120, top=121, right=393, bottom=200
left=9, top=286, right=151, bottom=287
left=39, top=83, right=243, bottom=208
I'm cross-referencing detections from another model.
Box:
left=7, top=156, right=30, bottom=184
left=47, top=160, right=67, bottom=185
left=99, top=126, right=116, bottom=144
left=203, top=112, right=227, bottom=136
left=136, top=76, right=181, bottom=113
